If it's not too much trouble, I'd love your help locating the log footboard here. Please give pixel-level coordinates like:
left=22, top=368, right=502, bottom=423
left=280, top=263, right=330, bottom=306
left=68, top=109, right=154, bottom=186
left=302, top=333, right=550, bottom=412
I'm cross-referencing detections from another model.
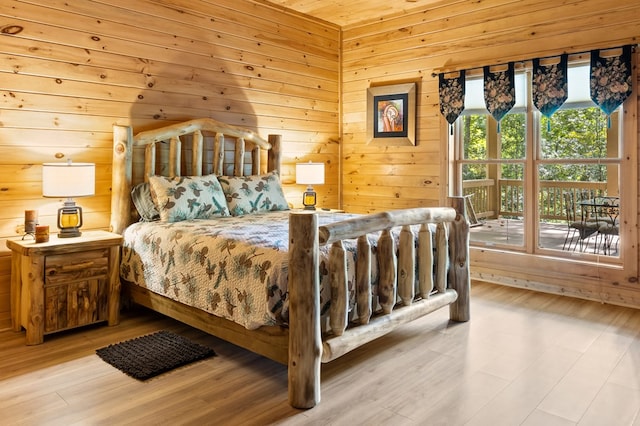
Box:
left=288, top=197, right=470, bottom=408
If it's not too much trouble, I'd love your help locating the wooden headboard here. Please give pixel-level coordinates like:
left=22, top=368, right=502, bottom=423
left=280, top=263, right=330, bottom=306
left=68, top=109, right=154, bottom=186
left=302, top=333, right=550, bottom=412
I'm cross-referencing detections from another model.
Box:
left=110, top=118, right=281, bottom=234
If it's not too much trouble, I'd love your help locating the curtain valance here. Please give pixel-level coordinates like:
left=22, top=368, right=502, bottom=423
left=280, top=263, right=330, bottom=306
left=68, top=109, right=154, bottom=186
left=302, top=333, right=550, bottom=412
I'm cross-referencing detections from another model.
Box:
left=484, top=63, right=515, bottom=132
left=590, top=45, right=633, bottom=125
left=438, top=45, right=634, bottom=130
left=532, top=54, right=568, bottom=130
left=438, top=70, right=465, bottom=135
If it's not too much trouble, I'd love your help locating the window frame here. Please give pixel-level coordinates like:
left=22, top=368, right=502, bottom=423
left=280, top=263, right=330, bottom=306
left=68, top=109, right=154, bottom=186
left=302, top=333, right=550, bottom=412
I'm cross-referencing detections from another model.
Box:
left=449, top=60, right=636, bottom=278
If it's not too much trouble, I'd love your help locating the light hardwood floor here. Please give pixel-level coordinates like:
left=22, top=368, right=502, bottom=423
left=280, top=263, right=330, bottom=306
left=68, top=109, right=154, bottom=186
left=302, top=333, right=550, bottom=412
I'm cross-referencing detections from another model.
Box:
left=2, top=281, right=640, bottom=425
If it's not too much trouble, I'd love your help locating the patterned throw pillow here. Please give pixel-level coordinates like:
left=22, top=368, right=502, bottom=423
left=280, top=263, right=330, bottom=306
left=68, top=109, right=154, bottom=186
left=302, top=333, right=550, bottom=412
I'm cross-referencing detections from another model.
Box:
left=131, top=182, right=160, bottom=221
left=149, top=174, right=230, bottom=222
left=219, top=172, right=290, bottom=216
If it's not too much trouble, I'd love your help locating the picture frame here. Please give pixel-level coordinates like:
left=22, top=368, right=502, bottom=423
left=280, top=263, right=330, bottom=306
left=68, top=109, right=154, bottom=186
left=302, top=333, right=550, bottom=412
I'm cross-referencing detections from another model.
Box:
left=366, top=82, right=416, bottom=146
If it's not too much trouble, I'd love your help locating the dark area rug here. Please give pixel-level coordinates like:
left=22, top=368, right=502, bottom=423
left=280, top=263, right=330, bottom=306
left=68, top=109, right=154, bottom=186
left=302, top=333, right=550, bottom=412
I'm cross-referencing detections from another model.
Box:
left=96, top=330, right=215, bottom=380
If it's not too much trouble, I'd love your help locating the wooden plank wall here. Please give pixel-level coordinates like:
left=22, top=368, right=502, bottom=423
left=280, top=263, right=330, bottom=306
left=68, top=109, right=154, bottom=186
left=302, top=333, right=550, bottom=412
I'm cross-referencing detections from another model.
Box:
left=341, top=0, right=640, bottom=213
left=0, top=0, right=340, bottom=330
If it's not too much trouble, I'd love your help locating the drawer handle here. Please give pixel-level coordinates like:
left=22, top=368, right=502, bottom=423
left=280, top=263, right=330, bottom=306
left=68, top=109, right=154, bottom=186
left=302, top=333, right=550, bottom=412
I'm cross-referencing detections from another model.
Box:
left=59, top=261, right=95, bottom=272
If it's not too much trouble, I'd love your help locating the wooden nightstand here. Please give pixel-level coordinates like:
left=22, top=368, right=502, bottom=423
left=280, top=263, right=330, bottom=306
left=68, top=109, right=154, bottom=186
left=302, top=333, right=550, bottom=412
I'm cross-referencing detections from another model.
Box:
left=7, top=230, right=123, bottom=345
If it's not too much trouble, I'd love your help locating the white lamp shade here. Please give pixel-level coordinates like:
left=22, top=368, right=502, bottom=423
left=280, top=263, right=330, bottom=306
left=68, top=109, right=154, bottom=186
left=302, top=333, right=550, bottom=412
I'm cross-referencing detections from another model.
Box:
left=296, top=162, right=325, bottom=185
left=42, top=162, right=95, bottom=198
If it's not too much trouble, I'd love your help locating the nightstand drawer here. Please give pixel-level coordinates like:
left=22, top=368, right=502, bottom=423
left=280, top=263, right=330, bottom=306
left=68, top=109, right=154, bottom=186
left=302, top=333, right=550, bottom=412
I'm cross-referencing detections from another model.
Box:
left=45, top=249, right=109, bottom=285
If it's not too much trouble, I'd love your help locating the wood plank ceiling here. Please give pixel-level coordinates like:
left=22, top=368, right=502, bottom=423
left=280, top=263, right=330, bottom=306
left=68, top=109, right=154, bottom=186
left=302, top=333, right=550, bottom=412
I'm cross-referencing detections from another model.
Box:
left=262, top=0, right=443, bottom=27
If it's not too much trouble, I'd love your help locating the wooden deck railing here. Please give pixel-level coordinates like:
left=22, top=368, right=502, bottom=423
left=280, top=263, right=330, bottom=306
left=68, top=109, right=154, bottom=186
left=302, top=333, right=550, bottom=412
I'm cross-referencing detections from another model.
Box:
left=463, top=179, right=608, bottom=221
left=462, top=179, right=495, bottom=219
left=538, top=182, right=608, bottom=220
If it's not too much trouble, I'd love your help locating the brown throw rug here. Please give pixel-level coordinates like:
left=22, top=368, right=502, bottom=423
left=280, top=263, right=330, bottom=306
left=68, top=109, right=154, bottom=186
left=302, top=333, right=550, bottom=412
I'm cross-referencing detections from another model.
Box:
left=96, top=330, right=215, bottom=380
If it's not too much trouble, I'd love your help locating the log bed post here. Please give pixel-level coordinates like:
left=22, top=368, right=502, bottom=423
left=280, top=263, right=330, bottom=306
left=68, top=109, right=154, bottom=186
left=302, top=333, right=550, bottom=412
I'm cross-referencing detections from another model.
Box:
left=288, top=212, right=322, bottom=408
left=448, top=196, right=471, bottom=322
left=111, top=125, right=133, bottom=235
left=268, top=134, right=282, bottom=176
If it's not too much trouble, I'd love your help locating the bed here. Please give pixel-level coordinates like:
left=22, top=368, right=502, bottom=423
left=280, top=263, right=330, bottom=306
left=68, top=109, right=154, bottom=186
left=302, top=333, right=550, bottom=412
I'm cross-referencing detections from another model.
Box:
left=110, top=118, right=470, bottom=408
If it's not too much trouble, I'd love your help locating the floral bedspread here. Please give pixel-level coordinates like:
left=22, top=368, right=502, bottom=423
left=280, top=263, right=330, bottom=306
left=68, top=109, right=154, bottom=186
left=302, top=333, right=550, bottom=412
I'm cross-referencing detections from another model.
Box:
left=120, top=210, right=362, bottom=330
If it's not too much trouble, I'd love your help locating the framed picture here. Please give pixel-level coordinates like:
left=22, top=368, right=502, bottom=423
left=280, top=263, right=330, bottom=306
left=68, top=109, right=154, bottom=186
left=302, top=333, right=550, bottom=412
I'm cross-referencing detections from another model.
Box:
left=367, top=82, right=416, bottom=146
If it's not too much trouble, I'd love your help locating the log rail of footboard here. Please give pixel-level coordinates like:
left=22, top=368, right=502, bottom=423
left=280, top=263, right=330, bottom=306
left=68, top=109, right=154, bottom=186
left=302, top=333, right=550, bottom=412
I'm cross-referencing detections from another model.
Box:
left=288, top=196, right=470, bottom=408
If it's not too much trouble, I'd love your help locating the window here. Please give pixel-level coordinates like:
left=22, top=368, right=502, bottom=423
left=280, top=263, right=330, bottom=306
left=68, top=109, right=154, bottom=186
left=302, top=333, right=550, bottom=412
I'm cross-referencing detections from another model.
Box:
left=455, top=62, right=623, bottom=261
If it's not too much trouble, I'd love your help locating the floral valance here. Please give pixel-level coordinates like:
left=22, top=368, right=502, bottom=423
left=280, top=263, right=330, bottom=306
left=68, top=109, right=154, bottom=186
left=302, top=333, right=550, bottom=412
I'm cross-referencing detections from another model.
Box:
left=590, top=45, right=633, bottom=125
left=484, top=63, right=515, bottom=132
left=438, top=70, right=465, bottom=135
left=437, top=45, right=635, bottom=130
left=532, top=54, right=568, bottom=129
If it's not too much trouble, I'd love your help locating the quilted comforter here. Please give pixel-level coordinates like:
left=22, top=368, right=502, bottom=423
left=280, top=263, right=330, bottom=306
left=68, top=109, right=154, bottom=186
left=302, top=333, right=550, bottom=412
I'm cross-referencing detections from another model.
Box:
left=120, top=210, right=364, bottom=330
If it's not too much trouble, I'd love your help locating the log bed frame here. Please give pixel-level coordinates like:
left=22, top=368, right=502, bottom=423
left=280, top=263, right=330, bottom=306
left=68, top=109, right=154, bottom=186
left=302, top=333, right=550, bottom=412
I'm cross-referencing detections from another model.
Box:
left=110, top=118, right=470, bottom=409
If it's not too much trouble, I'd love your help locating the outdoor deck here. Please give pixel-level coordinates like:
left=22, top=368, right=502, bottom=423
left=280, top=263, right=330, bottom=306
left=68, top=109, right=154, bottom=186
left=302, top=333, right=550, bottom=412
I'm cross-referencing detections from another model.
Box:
left=469, top=219, right=618, bottom=256
left=463, top=179, right=617, bottom=254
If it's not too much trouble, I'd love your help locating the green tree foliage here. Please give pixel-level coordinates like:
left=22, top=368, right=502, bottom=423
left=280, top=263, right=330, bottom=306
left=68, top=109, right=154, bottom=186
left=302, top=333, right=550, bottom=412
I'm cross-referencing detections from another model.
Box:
left=462, top=115, right=486, bottom=180
left=539, top=107, right=609, bottom=181
left=462, top=107, right=611, bottom=182
left=500, top=113, right=525, bottom=179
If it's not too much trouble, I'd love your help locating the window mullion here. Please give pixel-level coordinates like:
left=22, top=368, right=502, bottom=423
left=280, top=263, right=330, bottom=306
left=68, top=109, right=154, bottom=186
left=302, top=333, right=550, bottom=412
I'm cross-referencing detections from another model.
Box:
left=525, top=70, right=537, bottom=253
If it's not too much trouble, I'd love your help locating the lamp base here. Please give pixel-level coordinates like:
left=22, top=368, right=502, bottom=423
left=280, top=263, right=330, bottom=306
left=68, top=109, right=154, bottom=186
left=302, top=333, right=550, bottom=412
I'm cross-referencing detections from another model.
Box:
left=302, top=187, right=317, bottom=210
left=57, top=202, right=83, bottom=238
left=58, top=227, right=82, bottom=238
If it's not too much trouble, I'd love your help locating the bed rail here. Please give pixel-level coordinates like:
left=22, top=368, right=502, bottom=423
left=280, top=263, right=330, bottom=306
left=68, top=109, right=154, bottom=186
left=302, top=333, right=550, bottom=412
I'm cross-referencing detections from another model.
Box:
left=288, top=197, right=470, bottom=408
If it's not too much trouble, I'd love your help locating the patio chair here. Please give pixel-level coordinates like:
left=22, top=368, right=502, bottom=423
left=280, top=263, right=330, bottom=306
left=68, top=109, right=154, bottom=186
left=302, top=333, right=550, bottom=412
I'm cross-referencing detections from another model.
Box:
left=594, top=198, right=620, bottom=255
left=563, top=192, right=598, bottom=252
left=597, top=221, right=619, bottom=255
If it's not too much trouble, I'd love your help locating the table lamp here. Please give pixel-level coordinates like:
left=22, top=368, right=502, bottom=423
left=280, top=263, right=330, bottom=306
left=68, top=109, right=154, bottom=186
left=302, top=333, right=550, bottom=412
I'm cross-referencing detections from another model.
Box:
left=42, top=160, right=95, bottom=238
left=296, top=162, right=325, bottom=210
